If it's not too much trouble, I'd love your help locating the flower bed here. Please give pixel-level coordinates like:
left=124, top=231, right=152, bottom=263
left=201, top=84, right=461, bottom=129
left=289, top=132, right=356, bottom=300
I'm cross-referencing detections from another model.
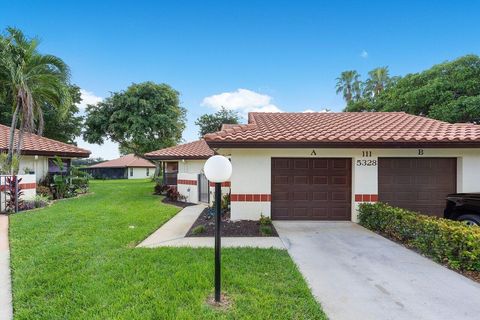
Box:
left=358, top=203, right=480, bottom=274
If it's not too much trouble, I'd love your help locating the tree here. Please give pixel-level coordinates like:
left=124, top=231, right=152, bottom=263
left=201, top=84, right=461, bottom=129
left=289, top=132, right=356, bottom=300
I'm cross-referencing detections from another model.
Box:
left=344, top=55, right=480, bottom=124
left=335, top=70, right=362, bottom=103
left=195, top=106, right=240, bottom=137
left=0, top=27, right=71, bottom=164
left=83, top=82, right=186, bottom=155
left=363, top=67, right=391, bottom=98
left=41, top=85, right=83, bottom=144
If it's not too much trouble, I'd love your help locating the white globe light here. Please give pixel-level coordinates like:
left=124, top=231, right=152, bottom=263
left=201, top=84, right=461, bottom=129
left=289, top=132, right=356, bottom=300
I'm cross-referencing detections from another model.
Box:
left=204, top=155, right=232, bottom=183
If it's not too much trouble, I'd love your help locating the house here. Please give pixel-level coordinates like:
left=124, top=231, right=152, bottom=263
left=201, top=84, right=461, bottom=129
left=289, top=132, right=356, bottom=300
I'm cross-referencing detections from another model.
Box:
left=0, top=124, right=91, bottom=182
left=144, top=140, right=229, bottom=203
left=202, top=112, right=480, bottom=221
left=84, top=154, right=155, bottom=179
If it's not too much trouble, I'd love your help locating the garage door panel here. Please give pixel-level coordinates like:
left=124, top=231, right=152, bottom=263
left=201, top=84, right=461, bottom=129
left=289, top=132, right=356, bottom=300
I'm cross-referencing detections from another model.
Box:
left=313, top=159, right=329, bottom=169
left=331, top=175, right=348, bottom=185
left=272, top=192, right=289, bottom=200
left=333, top=159, right=349, bottom=169
left=273, top=175, right=289, bottom=185
left=331, top=191, right=348, bottom=201
left=272, top=158, right=352, bottom=220
left=293, top=176, right=309, bottom=184
left=312, top=192, right=328, bottom=201
left=293, top=192, right=308, bottom=201
left=293, top=159, right=309, bottom=169
left=312, top=176, right=328, bottom=184
left=378, top=158, right=456, bottom=217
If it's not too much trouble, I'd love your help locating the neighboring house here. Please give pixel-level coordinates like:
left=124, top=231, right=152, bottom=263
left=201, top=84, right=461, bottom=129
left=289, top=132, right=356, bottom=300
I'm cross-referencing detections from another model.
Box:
left=204, top=112, right=480, bottom=221
left=85, top=154, right=155, bottom=179
left=0, top=124, right=91, bottom=182
left=145, top=140, right=229, bottom=204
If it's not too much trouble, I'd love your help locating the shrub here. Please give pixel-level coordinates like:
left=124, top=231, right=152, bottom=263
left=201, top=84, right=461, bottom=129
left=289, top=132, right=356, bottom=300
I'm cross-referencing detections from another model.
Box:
left=259, top=214, right=272, bottom=226
left=358, top=202, right=480, bottom=271
left=33, top=195, right=50, bottom=208
left=260, top=225, right=273, bottom=236
left=191, top=225, right=206, bottom=235
left=22, top=196, right=49, bottom=211
left=165, top=187, right=181, bottom=201
left=154, top=184, right=169, bottom=195
left=36, top=185, right=53, bottom=199
left=222, top=193, right=230, bottom=210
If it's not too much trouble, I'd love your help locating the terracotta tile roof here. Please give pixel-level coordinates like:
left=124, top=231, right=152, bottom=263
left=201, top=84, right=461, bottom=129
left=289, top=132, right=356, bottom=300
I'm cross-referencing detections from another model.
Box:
left=144, top=140, right=214, bottom=160
left=0, top=124, right=90, bottom=157
left=89, top=154, right=155, bottom=168
left=204, top=112, right=480, bottom=148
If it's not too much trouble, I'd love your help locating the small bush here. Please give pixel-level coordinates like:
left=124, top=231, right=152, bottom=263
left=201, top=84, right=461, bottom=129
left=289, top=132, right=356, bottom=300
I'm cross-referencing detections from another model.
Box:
left=259, top=214, right=272, bottom=226
left=260, top=225, right=273, bottom=236
left=165, top=187, right=181, bottom=201
left=358, top=202, right=480, bottom=271
left=191, top=225, right=206, bottom=235
left=33, top=195, right=49, bottom=208
left=36, top=185, right=53, bottom=199
left=154, top=184, right=169, bottom=195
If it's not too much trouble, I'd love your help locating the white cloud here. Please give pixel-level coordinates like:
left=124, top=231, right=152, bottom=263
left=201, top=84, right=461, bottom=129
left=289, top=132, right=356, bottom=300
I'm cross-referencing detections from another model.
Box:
left=77, top=89, right=103, bottom=114
left=360, top=50, right=368, bottom=59
left=302, top=108, right=331, bottom=113
left=76, top=137, right=120, bottom=160
left=201, top=88, right=282, bottom=117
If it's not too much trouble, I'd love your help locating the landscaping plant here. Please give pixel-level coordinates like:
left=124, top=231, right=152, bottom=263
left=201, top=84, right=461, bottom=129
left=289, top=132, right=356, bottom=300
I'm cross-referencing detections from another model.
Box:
left=358, top=202, right=480, bottom=271
left=5, top=175, right=24, bottom=213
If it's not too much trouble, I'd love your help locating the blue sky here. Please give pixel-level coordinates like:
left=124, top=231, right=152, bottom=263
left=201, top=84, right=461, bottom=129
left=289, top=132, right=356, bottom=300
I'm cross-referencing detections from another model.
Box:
left=1, top=0, right=479, bottom=159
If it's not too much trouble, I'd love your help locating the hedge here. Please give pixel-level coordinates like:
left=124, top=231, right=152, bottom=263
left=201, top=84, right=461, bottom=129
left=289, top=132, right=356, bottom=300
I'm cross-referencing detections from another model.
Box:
left=358, top=202, right=480, bottom=271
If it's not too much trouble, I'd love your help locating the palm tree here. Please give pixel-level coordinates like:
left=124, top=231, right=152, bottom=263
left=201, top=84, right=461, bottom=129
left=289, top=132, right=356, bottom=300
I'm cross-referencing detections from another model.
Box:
left=0, top=27, right=71, bottom=166
left=335, top=70, right=362, bottom=103
left=364, top=67, right=390, bottom=97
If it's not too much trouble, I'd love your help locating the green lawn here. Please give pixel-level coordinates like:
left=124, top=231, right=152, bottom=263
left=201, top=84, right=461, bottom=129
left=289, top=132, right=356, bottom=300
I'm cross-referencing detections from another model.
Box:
left=9, top=179, right=326, bottom=319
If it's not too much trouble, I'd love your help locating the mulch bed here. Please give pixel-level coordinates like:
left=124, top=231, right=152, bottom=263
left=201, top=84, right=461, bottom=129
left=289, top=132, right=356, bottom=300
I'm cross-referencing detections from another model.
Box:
left=186, top=208, right=278, bottom=237
left=161, top=198, right=196, bottom=208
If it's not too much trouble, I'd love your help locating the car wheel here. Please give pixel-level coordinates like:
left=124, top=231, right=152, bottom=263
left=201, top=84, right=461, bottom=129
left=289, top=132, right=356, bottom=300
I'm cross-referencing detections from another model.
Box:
left=457, top=214, right=480, bottom=227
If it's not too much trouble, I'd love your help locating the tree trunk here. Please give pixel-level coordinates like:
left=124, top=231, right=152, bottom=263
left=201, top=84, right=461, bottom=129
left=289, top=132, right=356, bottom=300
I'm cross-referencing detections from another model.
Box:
left=153, top=161, right=161, bottom=180
left=7, top=103, right=20, bottom=165
left=15, top=126, right=24, bottom=159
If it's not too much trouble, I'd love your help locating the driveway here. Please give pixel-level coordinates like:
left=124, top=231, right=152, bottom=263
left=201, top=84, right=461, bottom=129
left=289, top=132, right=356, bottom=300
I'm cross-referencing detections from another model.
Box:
left=274, top=221, right=480, bottom=320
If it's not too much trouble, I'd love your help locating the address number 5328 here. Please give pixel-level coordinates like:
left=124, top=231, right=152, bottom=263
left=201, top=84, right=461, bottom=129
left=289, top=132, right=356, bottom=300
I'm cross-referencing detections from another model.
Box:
left=356, top=160, right=377, bottom=166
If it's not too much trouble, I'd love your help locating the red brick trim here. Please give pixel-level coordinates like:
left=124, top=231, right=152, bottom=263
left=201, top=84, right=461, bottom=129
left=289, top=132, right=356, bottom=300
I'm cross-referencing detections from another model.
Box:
left=209, top=181, right=231, bottom=187
left=231, top=194, right=271, bottom=202
left=0, top=182, right=36, bottom=191
left=355, top=194, right=378, bottom=202
left=177, top=179, right=197, bottom=185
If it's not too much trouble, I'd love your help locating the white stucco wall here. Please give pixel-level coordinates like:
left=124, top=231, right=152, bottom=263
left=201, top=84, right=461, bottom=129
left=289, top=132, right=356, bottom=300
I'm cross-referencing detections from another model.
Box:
left=176, top=159, right=231, bottom=204
left=178, top=160, right=206, bottom=174
left=127, top=167, right=153, bottom=179
left=218, top=148, right=480, bottom=221
left=177, top=172, right=199, bottom=203
left=19, top=156, right=49, bottom=182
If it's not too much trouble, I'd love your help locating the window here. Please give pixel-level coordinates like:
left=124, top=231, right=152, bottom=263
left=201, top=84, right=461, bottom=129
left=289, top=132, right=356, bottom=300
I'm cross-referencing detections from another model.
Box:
left=48, top=158, right=70, bottom=173
left=130, top=167, right=133, bottom=177
left=146, top=168, right=150, bottom=176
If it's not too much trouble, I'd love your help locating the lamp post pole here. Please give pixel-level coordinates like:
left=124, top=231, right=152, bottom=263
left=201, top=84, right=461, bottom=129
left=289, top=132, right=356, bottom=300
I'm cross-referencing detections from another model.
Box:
left=203, top=155, right=231, bottom=304
left=214, top=182, right=222, bottom=302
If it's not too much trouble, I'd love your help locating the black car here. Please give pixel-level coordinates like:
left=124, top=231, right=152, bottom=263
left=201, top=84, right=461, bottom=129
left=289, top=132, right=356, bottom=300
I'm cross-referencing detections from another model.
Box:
left=444, top=193, right=480, bottom=226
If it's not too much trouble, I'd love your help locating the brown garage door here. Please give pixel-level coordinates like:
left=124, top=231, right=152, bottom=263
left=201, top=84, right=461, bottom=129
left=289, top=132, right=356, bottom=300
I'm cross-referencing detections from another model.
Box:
left=378, top=158, right=456, bottom=216
left=271, top=158, right=352, bottom=220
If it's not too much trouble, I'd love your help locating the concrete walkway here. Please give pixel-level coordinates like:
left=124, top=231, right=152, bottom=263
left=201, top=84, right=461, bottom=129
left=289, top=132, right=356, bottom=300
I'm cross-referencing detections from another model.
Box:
left=138, top=204, right=285, bottom=249
left=0, top=215, right=13, bottom=320
left=274, top=221, right=480, bottom=320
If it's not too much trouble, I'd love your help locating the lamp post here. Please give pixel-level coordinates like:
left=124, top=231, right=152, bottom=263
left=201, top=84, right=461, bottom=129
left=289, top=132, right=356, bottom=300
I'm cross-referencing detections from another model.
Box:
left=203, top=155, right=232, bottom=302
